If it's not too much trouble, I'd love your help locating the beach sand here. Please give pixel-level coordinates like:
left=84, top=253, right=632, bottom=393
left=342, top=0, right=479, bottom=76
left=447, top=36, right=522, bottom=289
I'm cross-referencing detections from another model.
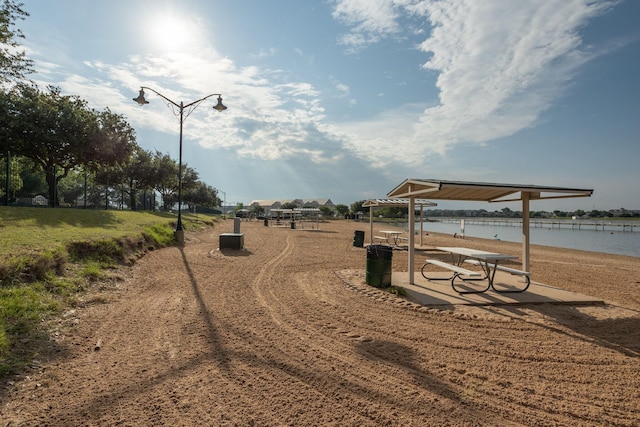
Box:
left=2, top=219, right=639, bottom=426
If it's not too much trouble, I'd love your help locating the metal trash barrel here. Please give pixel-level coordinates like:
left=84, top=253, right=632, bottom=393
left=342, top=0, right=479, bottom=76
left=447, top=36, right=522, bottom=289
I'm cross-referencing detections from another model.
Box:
left=365, top=245, right=393, bottom=288
left=264, top=218, right=269, bottom=226
left=290, top=221, right=296, bottom=229
left=353, top=230, right=365, bottom=247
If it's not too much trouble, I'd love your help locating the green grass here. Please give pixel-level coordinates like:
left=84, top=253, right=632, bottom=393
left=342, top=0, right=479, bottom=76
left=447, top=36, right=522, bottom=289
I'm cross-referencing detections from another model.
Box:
left=0, top=207, right=178, bottom=255
left=0, top=284, right=61, bottom=375
left=79, top=261, right=106, bottom=282
left=0, top=206, right=219, bottom=376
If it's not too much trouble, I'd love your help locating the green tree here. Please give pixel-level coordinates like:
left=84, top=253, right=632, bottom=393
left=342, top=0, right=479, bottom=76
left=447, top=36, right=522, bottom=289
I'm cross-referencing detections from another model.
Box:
left=124, top=148, right=154, bottom=210
left=0, top=0, right=34, bottom=84
left=150, top=151, right=179, bottom=211
left=86, top=108, right=137, bottom=169
left=15, top=157, right=46, bottom=197
left=319, top=206, right=333, bottom=216
left=149, top=151, right=198, bottom=211
left=350, top=200, right=365, bottom=215
left=88, top=110, right=138, bottom=209
left=0, top=153, right=22, bottom=200
left=335, top=204, right=349, bottom=216
left=6, top=85, right=99, bottom=206
left=95, top=147, right=153, bottom=211
left=5, top=86, right=137, bottom=207
left=180, top=165, right=199, bottom=200
left=93, top=166, right=122, bottom=209
left=618, top=208, right=630, bottom=218
left=57, top=169, right=85, bottom=206
left=184, top=181, right=219, bottom=209
left=250, top=204, right=265, bottom=217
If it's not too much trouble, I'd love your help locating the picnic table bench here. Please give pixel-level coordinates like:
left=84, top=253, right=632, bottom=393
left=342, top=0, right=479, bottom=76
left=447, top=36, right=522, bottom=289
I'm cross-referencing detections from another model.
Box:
left=420, top=247, right=530, bottom=294
left=463, top=259, right=530, bottom=291
left=420, top=259, right=482, bottom=281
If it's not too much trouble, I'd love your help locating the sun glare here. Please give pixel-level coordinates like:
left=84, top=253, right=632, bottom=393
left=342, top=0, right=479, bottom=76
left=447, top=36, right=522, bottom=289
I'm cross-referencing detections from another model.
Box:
left=146, top=13, right=196, bottom=52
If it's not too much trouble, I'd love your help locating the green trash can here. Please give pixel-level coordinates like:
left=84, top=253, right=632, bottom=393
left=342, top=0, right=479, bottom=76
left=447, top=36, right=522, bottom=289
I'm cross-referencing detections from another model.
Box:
left=365, top=245, right=393, bottom=288
left=353, top=230, right=365, bottom=247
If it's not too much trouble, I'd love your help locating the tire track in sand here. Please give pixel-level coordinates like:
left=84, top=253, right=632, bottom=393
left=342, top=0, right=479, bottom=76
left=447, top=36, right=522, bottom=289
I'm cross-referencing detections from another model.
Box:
left=250, top=233, right=296, bottom=325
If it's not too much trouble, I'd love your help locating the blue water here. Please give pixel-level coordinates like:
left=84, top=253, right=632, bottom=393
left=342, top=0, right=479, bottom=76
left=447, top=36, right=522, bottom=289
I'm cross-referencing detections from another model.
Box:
left=414, top=220, right=639, bottom=257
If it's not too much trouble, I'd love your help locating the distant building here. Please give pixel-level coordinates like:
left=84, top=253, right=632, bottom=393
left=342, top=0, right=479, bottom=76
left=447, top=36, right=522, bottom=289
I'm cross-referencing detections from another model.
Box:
left=609, top=209, right=640, bottom=217
left=249, top=199, right=335, bottom=216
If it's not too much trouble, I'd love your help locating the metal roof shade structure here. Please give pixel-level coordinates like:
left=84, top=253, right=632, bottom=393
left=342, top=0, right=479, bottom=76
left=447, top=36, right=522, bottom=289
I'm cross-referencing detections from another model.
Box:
left=362, top=199, right=437, bottom=247
left=387, top=179, right=594, bottom=285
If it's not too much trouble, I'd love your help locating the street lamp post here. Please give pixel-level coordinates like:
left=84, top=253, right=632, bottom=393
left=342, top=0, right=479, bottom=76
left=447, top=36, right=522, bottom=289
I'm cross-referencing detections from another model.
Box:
left=133, top=87, right=227, bottom=243
left=219, top=190, right=226, bottom=219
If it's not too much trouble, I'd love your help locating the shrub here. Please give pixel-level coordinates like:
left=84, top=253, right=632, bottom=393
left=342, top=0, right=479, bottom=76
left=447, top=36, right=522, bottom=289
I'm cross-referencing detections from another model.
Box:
left=68, top=239, right=124, bottom=264
left=80, top=262, right=105, bottom=282
left=143, top=223, right=175, bottom=247
left=0, top=247, right=67, bottom=286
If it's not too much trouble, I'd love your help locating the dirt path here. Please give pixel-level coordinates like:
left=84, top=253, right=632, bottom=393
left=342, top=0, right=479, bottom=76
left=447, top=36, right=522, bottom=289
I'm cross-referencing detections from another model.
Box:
left=2, top=220, right=639, bottom=426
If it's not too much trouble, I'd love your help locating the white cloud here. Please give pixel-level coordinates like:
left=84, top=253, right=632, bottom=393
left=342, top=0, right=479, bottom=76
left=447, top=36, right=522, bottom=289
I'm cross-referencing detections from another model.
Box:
left=414, top=0, right=612, bottom=145
left=332, top=0, right=615, bottom=163
left=336, top=103, right=429, bottom=168
left=30, top=43, right=349, bottom=165
left=330, top=76, right=351, bottom=98
left=250, top=48, right=278, bottom=60
left=24, top=0, right=619, bottom=180
left=332, top=0, right=402, bottom=51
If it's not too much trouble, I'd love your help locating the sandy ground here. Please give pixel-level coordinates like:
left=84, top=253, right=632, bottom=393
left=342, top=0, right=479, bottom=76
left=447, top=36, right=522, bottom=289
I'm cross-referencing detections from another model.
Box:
left=1, top=219, right=639, bottom=426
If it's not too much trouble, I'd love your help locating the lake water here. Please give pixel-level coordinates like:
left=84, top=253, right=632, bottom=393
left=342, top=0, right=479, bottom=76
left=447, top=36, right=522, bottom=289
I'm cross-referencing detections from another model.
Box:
left=413, top=219, right=639, bottom=257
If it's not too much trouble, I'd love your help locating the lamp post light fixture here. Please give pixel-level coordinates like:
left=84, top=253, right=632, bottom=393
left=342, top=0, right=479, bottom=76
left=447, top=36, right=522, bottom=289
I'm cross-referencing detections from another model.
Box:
left=133, top=87, right=227, bottom=243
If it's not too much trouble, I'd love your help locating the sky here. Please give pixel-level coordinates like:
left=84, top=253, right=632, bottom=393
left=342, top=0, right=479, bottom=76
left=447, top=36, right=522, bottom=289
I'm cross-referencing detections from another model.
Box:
left=15, top=0, right=640, bottom=211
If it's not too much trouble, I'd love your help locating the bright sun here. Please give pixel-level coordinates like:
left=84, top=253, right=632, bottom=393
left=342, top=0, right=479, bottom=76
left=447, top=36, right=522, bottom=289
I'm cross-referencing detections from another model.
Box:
left=147, top=13, right=194, bottom=52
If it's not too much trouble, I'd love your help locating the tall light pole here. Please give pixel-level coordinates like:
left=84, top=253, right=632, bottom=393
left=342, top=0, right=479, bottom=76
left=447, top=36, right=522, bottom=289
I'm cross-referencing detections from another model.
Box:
left=218, top=189, right=226, bottom=219
left=133, top=87, right=227, bottom=243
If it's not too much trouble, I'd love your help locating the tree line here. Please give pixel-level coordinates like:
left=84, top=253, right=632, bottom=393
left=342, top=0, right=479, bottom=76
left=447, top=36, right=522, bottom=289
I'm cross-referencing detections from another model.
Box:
left=0, top=1, right=220, bottom=211
left=1, top=85, right=221, bottom=211
left=347, top=201, right=637, bottom=219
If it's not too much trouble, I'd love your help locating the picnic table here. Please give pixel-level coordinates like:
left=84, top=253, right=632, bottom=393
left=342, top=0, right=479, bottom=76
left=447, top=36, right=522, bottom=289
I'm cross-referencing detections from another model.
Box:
left=421, top=246, right=530, bottom=294
left=374, top=230, right=407, bottom=248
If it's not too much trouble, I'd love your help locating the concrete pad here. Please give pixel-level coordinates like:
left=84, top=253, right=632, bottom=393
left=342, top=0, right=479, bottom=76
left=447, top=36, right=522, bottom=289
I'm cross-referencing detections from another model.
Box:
left=391, top=271, right=603, bottom=307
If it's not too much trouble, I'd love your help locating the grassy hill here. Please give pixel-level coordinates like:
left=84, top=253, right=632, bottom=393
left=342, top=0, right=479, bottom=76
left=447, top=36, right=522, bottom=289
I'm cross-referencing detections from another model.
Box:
left=0, top=206, right=219, bottom=376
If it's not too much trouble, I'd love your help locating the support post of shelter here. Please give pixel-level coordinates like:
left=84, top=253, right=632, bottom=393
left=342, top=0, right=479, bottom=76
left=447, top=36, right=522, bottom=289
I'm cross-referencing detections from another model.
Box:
left=362, top=199, right=437, bottom=283
left=369, top=209, right=374, bottom=246
left=408, top=196, right=415, bottom=284
left=522, top=192, right=531, bottom=272
left=419, top=204, right=424, bottom=247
